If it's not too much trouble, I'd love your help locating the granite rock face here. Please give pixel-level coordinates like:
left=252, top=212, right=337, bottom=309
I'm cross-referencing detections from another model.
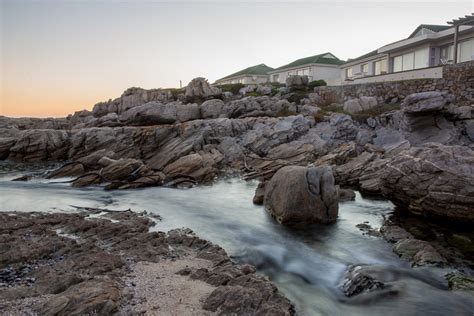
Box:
left=184, top=77, right=221, bottom=102
left=264, top=165, right=339, bottom=225
left=380, top=143, right=474, bottom=222
left=286, top=75, right=309, bottom=91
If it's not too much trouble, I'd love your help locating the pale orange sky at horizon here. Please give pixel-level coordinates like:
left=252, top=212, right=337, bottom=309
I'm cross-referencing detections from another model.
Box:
left=1, top=0, right=472, bottom=118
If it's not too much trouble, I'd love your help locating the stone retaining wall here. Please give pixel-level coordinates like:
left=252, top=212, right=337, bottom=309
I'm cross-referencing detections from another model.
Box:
left=315, top=61, right=474, bottom=105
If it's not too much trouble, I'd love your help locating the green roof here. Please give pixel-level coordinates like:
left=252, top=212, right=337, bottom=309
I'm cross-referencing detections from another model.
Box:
left=217, top=64, right=274, bottom=81
left=343, top=50, right=380, bottom=65
left=272, top=52, right=345, bottom=71
left=408, top=24, right=451, bottom=38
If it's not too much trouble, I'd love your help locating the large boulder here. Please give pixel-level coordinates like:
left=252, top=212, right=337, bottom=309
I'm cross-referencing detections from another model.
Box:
left=119, top=101, right=177, bottom=125
left=264, top=166, right=339, bottom=225
left=286, top=75, right=309, bottom=91
left=380, top=143, right=474, bottom=222
left=8, top=129, right=70, bottom=161
left=200, top=99, right=225, bottom=119
left=185, top=77, right=221, bottom=102
left=343, top=99, right=363, bottom=114
left=401, top=91, right=453, bottom=113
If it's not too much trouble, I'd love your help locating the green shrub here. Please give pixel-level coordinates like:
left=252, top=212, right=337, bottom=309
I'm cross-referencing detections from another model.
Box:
left=308, top=80, right=327, bottom=89
left=219, top=83, right=245, bottom=95
left=246, top=92, right=260, bottom=97
left=350, top=103, right=400, bottom=123
left=270, top=82, right=286, bottom=88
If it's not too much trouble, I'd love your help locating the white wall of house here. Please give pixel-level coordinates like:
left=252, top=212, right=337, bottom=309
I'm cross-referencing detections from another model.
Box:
left=342, top=66, right=443, bottom=85
left=216, top=75, right=269, bottom=85
left=340, top=56, right=389, bottom=81
left=269, top=64, right=340, bottom=84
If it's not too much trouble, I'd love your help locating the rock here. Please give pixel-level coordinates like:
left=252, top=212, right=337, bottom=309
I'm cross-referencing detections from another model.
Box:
left=253, top=181, right=266, bottom=205
left=92, top=87, right=173, bottom=117
left=373, top=127, right=410, bottom=156
left=200, top=99, right=225, bottom=119
left=393, top=239, right=446, bottom=266
left=343, top=99, right=363, bottom=113
left=46, top=162, right=86, bottom=179
left=119, top=101, right=178, bottom=125
left=101, top=158, right=144, bottom=181
left=340, top=265, right=385, bottom=297
left=380, top=224, right=414, bottom=243
left=264, top=165, right=339, bottom=225
left=8, top=129, right=70, bottom=161
left=163, top=151, right=222, bottom=184
left=445, top=104, right=473, bottom=120
left=334, top=151, right=378, bottom=187
left=185, top=77, right=221, bottom=102
left=286, top=75, right=309, bottom=90
left=256, top=85, right=272, bottom=95
left=203, top=278, right=294, bottom=315
left=359, top=96, right=378, bottom=111
left=380, top=143, right=474, bottom=222
left=239, top=86, right=255, bottom=96
left=37, top=280, right=121, bottom=315
left=72, top=173, right=102, bottom=187
left=355, top=222, right=381, bottom=237
left=314, top=141, right=358, bottom=166
left=401, top=91, right=453, bottom=113
left=0, top=137, right=18, bottom=159
left=339, top=188, right=356, bottom=202
left=464, top=120, right=474, bottom=141
left=176, top=103, right=200, bottom=122
left=445, top=273, right=474, bottom=291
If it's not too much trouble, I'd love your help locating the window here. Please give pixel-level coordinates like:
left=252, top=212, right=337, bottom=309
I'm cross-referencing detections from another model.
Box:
left=296, top=68, right=310, bottom=76
left=361, top=64, right=368, bottom=73
left=459, top=38, right=474, bottom=62
left=374, top=60, right=387, bottom=75
left=345, top=67, right=353, bottom=79
left=393, top=56, right=402, bottom=72
left=414, top=48, right=429, bottom=69
left=273, top=74, right=279, bottom=82
left=393, top=53, right=416, bottom=72
left=402, top=52, right=414, bottom=71
left=440, top=45, right=454, bottom=64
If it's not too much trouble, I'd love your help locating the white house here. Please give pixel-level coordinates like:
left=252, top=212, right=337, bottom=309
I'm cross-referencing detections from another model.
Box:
left=215, top=64, right=274, bottom=85
left=341, top=22, right=474, bottom=84
left=268, top=52, right=345, bottom=85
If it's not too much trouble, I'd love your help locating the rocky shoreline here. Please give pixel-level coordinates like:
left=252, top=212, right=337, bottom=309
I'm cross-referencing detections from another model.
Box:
left=1, top=77, right=474, bottom=313
left=0, top=210, right=294, bottom=315
left=1, top=79, right=472, bottom=223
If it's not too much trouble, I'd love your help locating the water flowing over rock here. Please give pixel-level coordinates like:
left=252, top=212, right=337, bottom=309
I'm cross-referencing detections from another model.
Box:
left=380, top=143, right=474, bottom=222
left=185, top=77, right=221, bottom=102
left=264, top=165, right=339, bottom=225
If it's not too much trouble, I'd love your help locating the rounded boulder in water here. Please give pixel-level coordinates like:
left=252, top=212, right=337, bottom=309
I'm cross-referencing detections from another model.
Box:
left=263, top=165, right=339, bottom=225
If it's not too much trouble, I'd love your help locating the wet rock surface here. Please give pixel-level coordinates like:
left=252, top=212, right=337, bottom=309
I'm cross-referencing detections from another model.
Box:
left=0, top=211, right=294, bottom=315
left=264, top=165, right=339, bottom=225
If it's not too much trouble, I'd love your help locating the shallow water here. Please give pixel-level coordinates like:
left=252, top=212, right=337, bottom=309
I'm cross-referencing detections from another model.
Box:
left=0, top=164, right=472, bottom=315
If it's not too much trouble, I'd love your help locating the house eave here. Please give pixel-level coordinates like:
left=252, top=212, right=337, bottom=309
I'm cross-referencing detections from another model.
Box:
left=341, top=54, right=389, bottom=68
left=215, top=74, right=269, bottom=83
left=268, top=63, right=341, bottom=74
left=378, top=25, right=473, bottom=53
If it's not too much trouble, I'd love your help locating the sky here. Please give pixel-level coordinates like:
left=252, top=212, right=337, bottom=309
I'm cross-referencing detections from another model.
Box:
left=0, top=0, right=472, bottom=117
